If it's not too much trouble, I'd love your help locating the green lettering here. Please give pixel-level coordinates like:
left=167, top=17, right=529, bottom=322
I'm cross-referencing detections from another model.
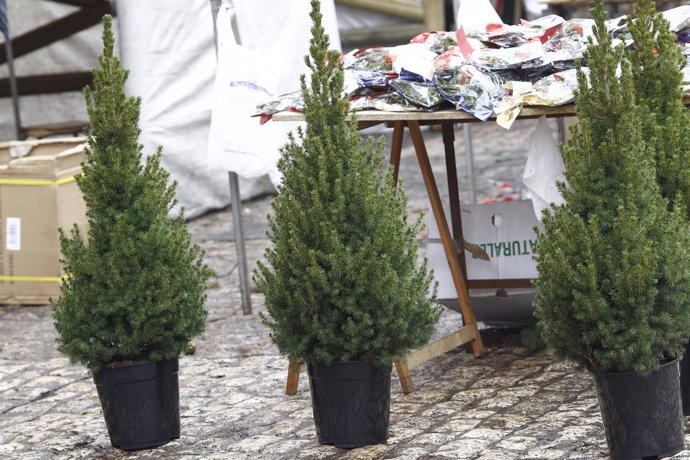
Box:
left=512, top=241, right=521, bottom=256
left=475, top=243, right=487, bottom=259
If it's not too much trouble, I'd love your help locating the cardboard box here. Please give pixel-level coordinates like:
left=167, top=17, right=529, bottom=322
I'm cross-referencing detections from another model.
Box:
left=0, top=138, right=88, bottom=305
left=427, top=200, right=542, bottom=327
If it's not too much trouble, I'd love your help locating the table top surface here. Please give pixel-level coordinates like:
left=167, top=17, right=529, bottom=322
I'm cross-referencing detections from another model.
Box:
left=538, top=0, right=678, bottom=4
left=272, top=104, right=578, bottom=124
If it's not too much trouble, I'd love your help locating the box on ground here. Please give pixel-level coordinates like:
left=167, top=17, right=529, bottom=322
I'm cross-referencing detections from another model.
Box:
left=0, top=138, right=88, bottom=305
left=427, top=200, right=542, bottom=327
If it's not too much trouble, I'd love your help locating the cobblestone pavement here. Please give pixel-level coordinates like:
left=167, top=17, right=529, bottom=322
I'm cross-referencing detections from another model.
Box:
left=3, top=121, right=690, bottom=459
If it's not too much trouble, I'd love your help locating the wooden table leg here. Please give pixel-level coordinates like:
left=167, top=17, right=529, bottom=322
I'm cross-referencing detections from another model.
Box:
left=407, top=121, right=485, bottom=358
left=441, top=122, right=463, bottom=245
left=285, top=357, right=303, bottom=395
left=395, top=361, right=415, bottom=394
left=389, top=121, right=405, bottom=185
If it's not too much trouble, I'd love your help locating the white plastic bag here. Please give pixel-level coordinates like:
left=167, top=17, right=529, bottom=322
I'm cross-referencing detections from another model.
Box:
left=456, top=0, right=502, bottom=35
left=206, top=4, right=287, bottom=179
left=207, top=0, right=340, bottom=183
left=522, top=116, right=567, bottom=219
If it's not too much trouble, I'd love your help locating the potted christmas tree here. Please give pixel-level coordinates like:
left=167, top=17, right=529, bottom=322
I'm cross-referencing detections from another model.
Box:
left=254, top=0, right=441, bottom=449
left=626, top=0, right=690, bottom=415
left=533, top=1, right=690, bottom=458
left=52, top=15, right=209, bottom=451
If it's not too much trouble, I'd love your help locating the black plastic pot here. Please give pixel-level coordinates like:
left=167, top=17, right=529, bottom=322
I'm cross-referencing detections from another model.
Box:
left=592, top=359, right=684, bottom=460
left=307, top=361, right=391, bottom=448
left=679, top=341, right=690, bottom=415
left=93, top=358, right=180, bottom=450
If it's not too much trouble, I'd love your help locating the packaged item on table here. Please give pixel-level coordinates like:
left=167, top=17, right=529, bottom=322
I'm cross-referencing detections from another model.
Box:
left=523, top=14, right=566, bottom=41
left=474, top=41, right=544, bottom=71
left=433, top=64, right=505, bottom=120
left=389, top=69, right=443, bottom=109
left=350, top=91, right=425, bottom=112
left=522, top=68, right=578, bottom=106
left=543, top=18, right=594, bottom=70
left=410, top=31, right=458, bottom=55
left=349, top=70, right=393, bottom=91
left=606, top=15, right=631, bottom=42
left=254, top=92, right=304, bottom=122
left=483, top=15, right=564, bottom=48
left=493, top=81, right=533, bottom=129
left=434, top=46, right=468, bottom=70
left=662, top=6, right=690, bottom=33
left=389, top=43, right=438, bottom=81
left=495, top=69, right=579, bottom=128
left=345, top=47, right=394, bottom=72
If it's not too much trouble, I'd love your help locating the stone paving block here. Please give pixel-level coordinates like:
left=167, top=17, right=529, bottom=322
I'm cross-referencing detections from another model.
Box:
left=260, top=439, right=315, bottom=456
left=462, top=428, right=511, bottom=442
left=434, top=437, right=492, bottom=459
left=450, top=388, right=498, bottom=405
left=469, top=375, right=525, bottom=389
left=383, top=446, right=430, bottom=459
left=497, top=435, right=539, bottom=452
left=226, top=434, right=284, bottom=453
left=341, top=443, right=395, bottom=459
left=386, top=426, right=426, bottom=444
left=524, top=447, right=566, bottom=459
left=456, top=409, right=497, bottom=420
left=408, top=432, right=458, bottom=447
left=388, top=401, right=427, bottom=417
left=295, top=444, right=341, bottom=459
left=420, top=401, right=460, bottom=419
left=390, top=415, right=436, bottom=431
left=475, top=449, right=522, bottom=460
left=477, top=413, right=531, bottom=431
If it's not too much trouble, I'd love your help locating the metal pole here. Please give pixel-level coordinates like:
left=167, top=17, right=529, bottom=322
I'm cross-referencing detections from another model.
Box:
left=4, top=34, right=22, bottom=140
left=229, top=171, right=252, bottom=314
left=211, top=0, right=252, bottom=314
left=556, top=117, right=566, bottom=145
left=462, top=124, right=476, bottom=204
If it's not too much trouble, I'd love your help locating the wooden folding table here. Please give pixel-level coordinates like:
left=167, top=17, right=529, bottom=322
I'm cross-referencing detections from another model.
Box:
left=273, top=104, right=576, bottom=394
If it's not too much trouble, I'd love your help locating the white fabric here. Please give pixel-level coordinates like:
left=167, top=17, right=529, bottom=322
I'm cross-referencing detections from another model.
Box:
left=456, top=0, right=502, bottom=34
left=207, top=0, right=340, bottom=183
left=116, top=0, right=241, bottom=218
left=522, top=116, right=566, bottom=220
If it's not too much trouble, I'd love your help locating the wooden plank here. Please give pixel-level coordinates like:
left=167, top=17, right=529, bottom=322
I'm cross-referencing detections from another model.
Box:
left=0, top=3, right=112, bottom=64
left=0, top=72, right=92, bottom=97
left=273, top=95, right=690, bottom=125
left=274, top=104, right=579, bottom=124
left=339, top=24, right=427, bottom=46
left=395, top=362, right=415, bottom=394
left=538, top=0, right=678, bottom=4
left=335, top=0, right=424, bottom=21
left=405, top=326, right=477, bottom=369
left=441, top=124, right=461, bottom=238
left=466, top=278, right=534, bottom=289
left=423, top=0, right=445, bottom=32
left=389, top=121, right=404, bottom=185
left=46, top=0, right=110, bottom=7
left=407, top=120, right=485, bottom=357
left=285, top=358, right=304, bottom=395
left=21, top=121, right=88, bottom=138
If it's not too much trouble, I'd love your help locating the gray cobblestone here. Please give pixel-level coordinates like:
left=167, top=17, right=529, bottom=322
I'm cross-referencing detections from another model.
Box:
left=2, top=121, right=690, bottom=458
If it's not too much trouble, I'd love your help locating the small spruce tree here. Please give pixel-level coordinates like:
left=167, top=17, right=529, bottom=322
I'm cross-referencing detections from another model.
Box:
left=254, top=0, right=441, bottom=367
left=628, top=0, right=690, bottom=214
left=534, top=0, right=690, bottom=374
left=52, top=15, right=209, bottom=372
